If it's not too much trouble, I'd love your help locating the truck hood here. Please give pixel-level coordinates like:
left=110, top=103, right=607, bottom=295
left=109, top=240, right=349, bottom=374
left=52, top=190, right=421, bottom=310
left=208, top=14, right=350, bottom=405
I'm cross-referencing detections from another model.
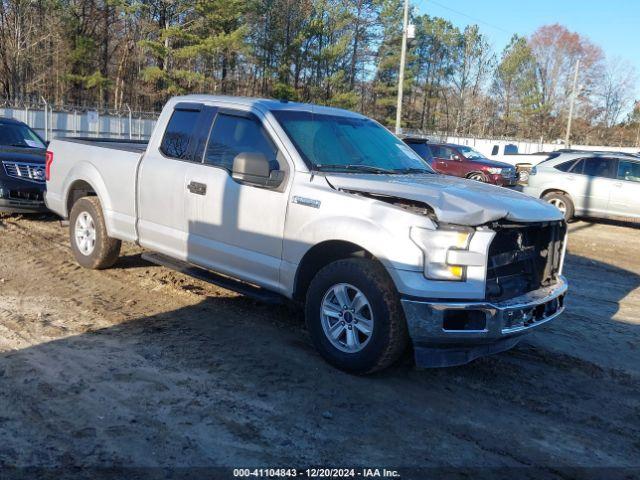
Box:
left=325, top=173, right=563, bottom=226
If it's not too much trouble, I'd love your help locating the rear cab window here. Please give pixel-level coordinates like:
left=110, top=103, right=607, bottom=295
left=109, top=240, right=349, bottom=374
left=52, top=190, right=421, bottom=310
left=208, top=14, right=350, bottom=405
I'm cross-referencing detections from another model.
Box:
left=160, top=107, right=201, bottom=160
left=504, top=144, right=518, bottom=155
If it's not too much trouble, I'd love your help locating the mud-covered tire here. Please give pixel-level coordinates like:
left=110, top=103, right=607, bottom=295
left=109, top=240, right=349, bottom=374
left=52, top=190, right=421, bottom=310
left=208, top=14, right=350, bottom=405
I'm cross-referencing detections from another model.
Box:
left=543, top=191, right=574, bottom=221
left=305, top=258, right=409, bottom=374
left=69, top=197, right=121, bottom=269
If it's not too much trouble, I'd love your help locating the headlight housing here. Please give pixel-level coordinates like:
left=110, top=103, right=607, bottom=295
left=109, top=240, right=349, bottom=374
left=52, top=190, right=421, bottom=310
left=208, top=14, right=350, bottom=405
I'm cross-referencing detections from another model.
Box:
left=487, top=167, right=513, bottom=175
left=410, top=226, right=475, bottom=281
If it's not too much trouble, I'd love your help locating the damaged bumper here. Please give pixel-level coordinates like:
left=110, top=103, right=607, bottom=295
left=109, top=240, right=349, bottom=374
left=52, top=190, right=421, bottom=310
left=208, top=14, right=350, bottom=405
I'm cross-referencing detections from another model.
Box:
left=401, top=276, right=568, bottom=367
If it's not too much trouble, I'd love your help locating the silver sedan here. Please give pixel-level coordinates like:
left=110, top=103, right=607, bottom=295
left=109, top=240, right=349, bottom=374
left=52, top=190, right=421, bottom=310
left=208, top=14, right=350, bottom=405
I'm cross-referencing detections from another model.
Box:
left=523, top=152, right=640, bottom=221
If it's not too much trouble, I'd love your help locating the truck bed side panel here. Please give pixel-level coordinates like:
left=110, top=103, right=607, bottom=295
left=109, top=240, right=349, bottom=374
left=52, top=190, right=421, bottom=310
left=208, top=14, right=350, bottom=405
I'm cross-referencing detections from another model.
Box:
left=46, top=140, right=143, bottom=242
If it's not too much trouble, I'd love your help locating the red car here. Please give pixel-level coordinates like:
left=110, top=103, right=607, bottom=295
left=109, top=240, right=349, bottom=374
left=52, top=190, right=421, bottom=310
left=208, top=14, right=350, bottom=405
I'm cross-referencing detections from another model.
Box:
left=403, top=139, right=517, bottom=187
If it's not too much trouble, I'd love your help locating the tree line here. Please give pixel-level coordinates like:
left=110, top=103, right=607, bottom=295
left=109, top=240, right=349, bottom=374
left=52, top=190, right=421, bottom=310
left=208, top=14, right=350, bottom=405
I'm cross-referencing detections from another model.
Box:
left=0, top=0, right=638, bottom=146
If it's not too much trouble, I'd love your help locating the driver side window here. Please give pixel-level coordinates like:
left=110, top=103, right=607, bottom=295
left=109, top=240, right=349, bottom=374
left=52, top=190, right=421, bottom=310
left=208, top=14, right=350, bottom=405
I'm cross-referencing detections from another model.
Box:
left=204, top=113, right=279, bottom=171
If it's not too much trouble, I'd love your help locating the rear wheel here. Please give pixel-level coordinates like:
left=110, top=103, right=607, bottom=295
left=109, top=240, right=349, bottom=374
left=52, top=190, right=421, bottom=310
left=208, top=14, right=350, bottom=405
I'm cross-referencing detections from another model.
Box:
left=305, top=258, right=408, bottom=374
left=69, top=197, right=121, bottom=269
left=543, top=191, right=574, bottom=221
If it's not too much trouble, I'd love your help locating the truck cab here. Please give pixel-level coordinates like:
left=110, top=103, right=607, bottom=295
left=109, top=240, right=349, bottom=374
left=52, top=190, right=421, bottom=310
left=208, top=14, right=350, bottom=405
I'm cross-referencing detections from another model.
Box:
left=45, top=95, right=568, bottom=374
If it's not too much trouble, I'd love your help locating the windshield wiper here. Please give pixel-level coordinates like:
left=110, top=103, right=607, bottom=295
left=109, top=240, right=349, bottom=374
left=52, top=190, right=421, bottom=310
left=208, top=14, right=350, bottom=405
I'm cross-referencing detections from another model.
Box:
left=393, top=167, right=432, bottom=174
left=314, top=164, right=396, bottom=174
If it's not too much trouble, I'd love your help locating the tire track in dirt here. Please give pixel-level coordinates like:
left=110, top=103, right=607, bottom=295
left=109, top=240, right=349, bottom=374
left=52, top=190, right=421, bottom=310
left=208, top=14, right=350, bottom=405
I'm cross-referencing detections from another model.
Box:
left=1, top=214, right=639, bottom=470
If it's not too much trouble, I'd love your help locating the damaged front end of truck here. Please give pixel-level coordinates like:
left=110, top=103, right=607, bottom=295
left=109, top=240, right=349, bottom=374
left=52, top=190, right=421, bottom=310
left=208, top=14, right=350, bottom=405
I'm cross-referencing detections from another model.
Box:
left=326, top=173, right=569, bottom=367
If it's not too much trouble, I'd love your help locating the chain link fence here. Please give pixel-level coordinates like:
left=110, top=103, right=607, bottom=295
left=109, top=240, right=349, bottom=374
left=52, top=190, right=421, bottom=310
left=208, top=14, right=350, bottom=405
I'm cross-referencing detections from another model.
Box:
left=0, top=98, right=160, bottom=141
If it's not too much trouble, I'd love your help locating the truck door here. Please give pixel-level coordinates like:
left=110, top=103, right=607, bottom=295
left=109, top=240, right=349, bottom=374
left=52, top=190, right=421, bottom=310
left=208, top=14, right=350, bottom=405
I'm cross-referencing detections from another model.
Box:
left=137, top=103, right=208, bottom=259
left=183, top=109, right=289, bottom=291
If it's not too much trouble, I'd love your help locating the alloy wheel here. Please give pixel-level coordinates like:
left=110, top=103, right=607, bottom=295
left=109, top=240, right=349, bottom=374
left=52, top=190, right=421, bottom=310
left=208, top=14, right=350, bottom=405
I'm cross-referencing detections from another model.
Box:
left=74, top=211, right=97, bottom=256
left=320, top=283, right=374, bottom=353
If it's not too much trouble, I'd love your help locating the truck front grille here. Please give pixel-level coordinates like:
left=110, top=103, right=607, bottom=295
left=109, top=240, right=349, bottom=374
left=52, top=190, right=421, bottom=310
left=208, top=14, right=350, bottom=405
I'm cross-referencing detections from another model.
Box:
left=486, top=221, right=566, bottom=302
left=2, top=161, right=46, bottom=183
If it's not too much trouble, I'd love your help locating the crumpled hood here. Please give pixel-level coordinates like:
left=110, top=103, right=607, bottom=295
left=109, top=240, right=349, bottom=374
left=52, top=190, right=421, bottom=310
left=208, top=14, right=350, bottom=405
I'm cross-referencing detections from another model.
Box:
left=326, top=173, right=563, bottom=226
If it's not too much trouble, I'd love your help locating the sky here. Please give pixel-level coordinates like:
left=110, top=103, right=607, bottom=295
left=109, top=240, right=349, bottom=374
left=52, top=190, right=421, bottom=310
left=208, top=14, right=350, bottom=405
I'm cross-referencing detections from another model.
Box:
left=417, top=0, right=640, bottom=93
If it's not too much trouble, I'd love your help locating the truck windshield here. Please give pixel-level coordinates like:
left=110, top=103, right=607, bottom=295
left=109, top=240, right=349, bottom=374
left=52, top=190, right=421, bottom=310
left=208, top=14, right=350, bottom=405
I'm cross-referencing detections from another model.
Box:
left=272, top=110, right=434, bottom=174
left=0, top=122, right=46, bottom=149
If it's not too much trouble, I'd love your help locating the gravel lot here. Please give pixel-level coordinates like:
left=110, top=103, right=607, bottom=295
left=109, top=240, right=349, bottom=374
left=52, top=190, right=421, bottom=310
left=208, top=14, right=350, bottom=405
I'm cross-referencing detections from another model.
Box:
left=0, top=213, right=639, bottom=477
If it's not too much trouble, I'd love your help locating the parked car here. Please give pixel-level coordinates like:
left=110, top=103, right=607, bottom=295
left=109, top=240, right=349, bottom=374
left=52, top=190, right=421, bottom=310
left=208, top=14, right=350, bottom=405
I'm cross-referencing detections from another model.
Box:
left=523, top=152, right=640, bottom=222
left=46, top=95, right=568, bottom=374
left=405, top=140, right=518, bottom=187
left=0, top=117, right=48, bottom=213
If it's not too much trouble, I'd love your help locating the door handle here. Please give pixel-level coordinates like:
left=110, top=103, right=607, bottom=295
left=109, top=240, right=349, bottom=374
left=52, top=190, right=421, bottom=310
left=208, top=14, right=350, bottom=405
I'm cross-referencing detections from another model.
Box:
left=187, top=181, right=207, bottom=195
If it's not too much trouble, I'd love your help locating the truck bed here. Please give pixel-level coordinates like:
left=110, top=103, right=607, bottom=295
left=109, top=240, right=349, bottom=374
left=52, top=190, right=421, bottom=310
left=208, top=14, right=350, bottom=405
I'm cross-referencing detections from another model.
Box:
left=45, top=136, right=145, bottom=242
left=59, top=137, right=149, bottom=154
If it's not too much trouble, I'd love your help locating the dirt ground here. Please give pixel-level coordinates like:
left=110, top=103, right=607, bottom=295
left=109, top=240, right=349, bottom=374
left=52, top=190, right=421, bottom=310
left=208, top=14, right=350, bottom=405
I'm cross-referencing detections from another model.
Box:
left=0, top=213, right=639, bottom=478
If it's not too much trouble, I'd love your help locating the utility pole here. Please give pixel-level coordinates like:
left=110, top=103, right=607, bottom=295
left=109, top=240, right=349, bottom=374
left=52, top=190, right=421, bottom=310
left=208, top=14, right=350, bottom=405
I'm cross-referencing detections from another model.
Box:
left=395, top=0, right=410, bottom=135
left=564, top=59, right=580, bottom=147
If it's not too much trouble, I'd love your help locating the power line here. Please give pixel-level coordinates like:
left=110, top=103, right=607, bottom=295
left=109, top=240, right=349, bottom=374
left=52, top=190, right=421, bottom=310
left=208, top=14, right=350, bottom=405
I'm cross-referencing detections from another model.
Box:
left=422, top=0, right=513, bottom=35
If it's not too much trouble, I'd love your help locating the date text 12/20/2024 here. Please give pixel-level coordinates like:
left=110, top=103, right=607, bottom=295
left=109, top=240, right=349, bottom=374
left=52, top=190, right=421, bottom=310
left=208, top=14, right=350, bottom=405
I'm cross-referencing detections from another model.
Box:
left=233, top=468, right=401, bottom=478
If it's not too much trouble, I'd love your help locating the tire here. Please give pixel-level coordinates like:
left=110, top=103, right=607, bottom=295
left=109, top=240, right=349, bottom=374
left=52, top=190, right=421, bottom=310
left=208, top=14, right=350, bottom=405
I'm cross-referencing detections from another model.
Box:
left=543, top=191, right=574, bottom=221
left=305, top=258, right=409, bottom=374
left=467, top=172, right=487, bottom=182
left=69, top=196, right=121, bottom=269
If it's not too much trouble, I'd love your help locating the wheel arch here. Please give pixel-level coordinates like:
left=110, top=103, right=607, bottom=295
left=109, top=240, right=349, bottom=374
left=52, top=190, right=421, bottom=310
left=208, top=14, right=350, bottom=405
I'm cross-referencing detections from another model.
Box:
left=541, top=188, right=572, bottom=200
left=66, top=179, right=99, bottom=217
left=292, top=240, right=377, bottom=302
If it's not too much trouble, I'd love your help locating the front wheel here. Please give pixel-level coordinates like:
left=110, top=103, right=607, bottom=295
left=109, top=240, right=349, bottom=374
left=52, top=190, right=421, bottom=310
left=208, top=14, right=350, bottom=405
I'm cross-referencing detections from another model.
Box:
left=467, top=172, right=487, bottom=182
left=69, top=197, right=121, bottom=269
left=305, top=258, right=409, bottom=374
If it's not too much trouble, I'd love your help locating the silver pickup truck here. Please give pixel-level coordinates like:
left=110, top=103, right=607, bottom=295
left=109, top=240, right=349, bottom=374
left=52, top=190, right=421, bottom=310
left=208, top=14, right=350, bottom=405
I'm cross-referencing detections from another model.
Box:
left=45, top=95, right=568, bottom=373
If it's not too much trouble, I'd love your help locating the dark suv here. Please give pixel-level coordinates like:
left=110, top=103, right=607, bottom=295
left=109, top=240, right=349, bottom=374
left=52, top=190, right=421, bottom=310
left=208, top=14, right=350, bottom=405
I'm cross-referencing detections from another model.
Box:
left=0, top=117, right=48, bottom=213
left=403, top=138, right=517, bottom=187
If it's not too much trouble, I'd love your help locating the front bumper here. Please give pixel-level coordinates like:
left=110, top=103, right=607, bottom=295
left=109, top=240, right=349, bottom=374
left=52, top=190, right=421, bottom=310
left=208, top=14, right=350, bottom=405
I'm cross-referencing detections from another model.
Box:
left=0, top=179, right=47, bottom=213
left=488, top=173, right=518, bottom=187
left=401, top=276, right=568, bottom=367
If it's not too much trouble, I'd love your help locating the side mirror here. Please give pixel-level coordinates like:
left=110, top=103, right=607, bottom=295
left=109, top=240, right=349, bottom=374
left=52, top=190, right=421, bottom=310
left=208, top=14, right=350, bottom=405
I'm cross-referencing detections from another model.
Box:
left=232, top=152, right=284, bottom=188
left=452, top=155, right=461, bottom=161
